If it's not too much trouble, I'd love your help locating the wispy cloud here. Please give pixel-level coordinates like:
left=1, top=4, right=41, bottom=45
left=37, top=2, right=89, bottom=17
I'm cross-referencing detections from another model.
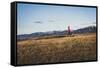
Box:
left=80, top=22, right=96, bottom=25
left=48, top=20, right=55, bottom=22
left=33, top=21, right=43, bottom=23
left=33, top=20, right=55, bottom=24
left=92, top=22, right=96, bottom=24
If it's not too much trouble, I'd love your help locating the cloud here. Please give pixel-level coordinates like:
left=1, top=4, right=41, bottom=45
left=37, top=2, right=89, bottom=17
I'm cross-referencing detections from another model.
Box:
left=80, top=22, right=96, bottom=25
left=33, top=21, right=43, bottom=23
left=33, top=20, right=55, bottom=24
left=92, top=22, right=96, bottom=24
left=48, top=20, right=54, bottom=22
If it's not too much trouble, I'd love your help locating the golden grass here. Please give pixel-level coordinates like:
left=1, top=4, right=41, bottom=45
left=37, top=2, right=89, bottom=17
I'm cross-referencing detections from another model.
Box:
left=17, top=33, right=96, bottom=65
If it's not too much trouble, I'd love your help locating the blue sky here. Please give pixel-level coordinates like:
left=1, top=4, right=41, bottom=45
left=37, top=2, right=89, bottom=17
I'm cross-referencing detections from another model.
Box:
left=17, top=3, right=96, bottom=35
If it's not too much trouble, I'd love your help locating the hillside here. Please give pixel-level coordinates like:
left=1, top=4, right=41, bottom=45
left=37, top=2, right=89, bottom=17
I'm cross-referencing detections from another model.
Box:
left=17, top=26, right=96, bottom=40
left=17, top=33, right=96, bottom=64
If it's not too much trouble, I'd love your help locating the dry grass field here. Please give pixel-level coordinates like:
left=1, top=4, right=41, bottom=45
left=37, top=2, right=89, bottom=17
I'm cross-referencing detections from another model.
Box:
left=17, top=33, right=96, bottom=65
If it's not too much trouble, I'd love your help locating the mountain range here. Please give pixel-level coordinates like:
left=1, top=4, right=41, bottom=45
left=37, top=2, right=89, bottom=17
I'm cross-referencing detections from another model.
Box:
left=17, top=26, right=96, bottom=40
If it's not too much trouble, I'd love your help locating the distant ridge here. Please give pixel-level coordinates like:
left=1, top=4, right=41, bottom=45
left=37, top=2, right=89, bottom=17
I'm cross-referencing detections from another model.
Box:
left=17, top=26, right=96, bottom=40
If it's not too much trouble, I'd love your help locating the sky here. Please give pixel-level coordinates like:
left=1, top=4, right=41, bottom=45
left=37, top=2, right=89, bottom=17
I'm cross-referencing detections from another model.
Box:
left=17, top=3, right=96, bottom=35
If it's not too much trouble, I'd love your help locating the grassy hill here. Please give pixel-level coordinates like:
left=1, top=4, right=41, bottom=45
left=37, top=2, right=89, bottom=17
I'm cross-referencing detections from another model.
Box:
left=17, top=33, right=96, bottom=65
